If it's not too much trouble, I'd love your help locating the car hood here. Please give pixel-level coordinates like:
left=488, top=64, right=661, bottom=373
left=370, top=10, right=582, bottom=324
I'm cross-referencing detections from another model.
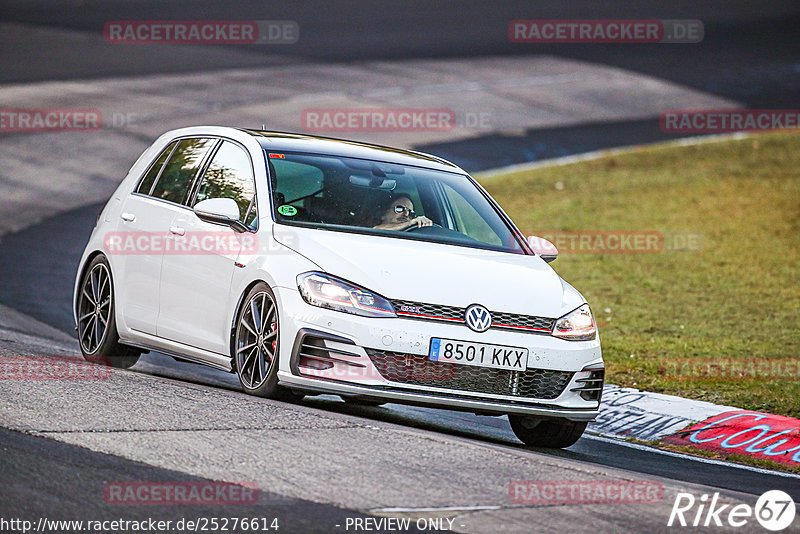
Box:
left=274, top=225, right=580, bottom=317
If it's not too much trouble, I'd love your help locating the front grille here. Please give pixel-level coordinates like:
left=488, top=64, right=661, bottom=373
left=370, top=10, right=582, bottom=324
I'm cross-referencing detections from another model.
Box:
left=392, top=300, right=463, bottom=321
left=366, top=349, right=573, bottom=400
left=491, top=311, right=554, bottom=332
left=390, top=299, right=555, bottom=334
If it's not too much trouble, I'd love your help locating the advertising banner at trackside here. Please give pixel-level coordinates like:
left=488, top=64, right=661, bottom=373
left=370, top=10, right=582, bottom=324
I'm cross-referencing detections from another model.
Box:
left=588, top=385, right=731, bottom=441
left=663, top=411, right=800, bottom=467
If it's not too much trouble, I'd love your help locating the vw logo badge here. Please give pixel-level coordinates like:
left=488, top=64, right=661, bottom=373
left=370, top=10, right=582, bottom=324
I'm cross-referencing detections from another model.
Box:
left=465, top=304, right=492, bottom=332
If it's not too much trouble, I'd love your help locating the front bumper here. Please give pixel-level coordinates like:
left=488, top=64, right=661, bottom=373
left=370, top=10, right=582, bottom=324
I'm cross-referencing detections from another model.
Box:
left=274, top=286, right=603, bottom=421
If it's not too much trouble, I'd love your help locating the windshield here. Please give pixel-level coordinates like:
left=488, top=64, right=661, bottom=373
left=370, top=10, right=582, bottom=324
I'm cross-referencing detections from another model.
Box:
left=266, top=151, right=527, bottom=254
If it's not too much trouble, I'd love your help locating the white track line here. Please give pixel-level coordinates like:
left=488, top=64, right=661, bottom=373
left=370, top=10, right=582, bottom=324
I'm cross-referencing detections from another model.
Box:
left=583, top=433, right=800, bottom=480
left=371, top=505, right=501, bottom=513
left=474, top=132, right=753, bottom=179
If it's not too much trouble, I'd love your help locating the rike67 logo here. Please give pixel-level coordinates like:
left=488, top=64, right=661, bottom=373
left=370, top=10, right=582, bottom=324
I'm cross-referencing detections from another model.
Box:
left=668, top=490, right=796, bottom=531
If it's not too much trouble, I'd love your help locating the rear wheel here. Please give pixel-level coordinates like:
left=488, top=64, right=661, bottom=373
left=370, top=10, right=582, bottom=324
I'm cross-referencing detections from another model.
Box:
left=233, top=283, right=299, bottom=400
left=508, top=415, right=587, bottom=448
left=77, top=255, right=141, bottom=369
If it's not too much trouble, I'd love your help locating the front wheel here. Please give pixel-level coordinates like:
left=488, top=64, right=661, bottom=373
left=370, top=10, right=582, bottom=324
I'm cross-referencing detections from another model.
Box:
left=233, top=283, right=298, bottom=400
left=77, top=255, right=141, bottom=369
left=508, top=415, right=587, bottom=448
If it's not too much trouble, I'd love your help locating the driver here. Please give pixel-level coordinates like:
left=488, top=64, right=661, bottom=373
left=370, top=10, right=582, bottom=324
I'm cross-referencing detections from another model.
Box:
left=373, top=193, right=433, bottom=231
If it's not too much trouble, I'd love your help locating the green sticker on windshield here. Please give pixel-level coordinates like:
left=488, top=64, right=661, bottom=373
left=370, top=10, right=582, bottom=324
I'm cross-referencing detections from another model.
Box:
left=278, top=205, right=297, bottom=216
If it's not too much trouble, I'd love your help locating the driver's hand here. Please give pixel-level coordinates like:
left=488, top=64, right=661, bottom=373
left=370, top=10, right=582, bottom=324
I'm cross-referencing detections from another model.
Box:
left=412, top=216, right=433, bottom=228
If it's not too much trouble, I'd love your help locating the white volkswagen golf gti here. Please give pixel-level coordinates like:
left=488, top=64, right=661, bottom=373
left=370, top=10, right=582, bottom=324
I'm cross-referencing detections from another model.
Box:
left=74, top=126, right=603, bottom=448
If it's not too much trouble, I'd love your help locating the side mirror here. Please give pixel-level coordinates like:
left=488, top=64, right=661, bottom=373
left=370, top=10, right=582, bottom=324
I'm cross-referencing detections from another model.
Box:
left=527, top=235, right=558, bottom=263
left=194, top=198, right=248, bottom=232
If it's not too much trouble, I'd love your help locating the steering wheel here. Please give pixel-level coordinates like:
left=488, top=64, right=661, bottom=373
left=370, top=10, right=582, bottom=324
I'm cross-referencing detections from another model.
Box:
left=403, top=222, right=442, bottom=232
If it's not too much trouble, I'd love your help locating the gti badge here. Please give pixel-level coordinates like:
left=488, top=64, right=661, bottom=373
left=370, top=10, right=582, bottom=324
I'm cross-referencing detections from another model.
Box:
left=465, top=304, right=492, bottom=332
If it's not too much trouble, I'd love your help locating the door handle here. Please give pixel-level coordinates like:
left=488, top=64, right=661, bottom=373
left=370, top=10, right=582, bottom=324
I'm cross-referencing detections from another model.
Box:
left=120, top=212, right=136, bottom=222
left=169, top=225, right=186, bottom=236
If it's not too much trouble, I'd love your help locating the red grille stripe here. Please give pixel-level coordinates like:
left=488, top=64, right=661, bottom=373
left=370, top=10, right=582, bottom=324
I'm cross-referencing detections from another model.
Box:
left=396, top=311, right=462, bottom=322
left=491, top=323, right=551, bottom=332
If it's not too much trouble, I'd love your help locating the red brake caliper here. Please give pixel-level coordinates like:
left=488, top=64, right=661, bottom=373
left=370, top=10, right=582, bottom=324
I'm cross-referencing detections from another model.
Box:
left=271, top=321, right=277, bottom=352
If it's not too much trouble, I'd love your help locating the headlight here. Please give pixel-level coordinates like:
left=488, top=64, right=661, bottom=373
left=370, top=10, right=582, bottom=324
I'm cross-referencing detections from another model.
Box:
left=297, top=272, right=396, bottom=318
left=552, top=304, right=596, bottom=341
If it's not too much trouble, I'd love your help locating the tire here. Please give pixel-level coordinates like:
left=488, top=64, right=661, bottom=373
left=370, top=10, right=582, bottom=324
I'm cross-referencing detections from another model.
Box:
left=233, top=283, right=298, bottom=400
left=76, top=255, right=141, bottom=369
left=508, top=415, right=587, bottom=449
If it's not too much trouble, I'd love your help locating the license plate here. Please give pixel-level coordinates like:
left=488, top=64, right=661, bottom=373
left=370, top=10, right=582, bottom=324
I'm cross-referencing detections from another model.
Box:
left=429, top=338, right=528, bottom=371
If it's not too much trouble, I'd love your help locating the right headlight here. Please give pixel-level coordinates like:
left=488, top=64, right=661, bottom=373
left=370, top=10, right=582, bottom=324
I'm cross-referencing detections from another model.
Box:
left=552, top=304, right=596, bottom=341
left=297, top=272, right=396, bottom=318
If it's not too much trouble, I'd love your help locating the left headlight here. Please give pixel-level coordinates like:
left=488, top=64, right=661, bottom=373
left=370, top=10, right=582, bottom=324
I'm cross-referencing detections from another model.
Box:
left=552, top=304, right=596, bottom=341
left=297, top=272, right=396, bottom=318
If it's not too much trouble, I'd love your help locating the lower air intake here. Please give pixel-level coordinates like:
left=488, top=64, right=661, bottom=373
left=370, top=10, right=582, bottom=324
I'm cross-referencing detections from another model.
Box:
left=366, top=349, right=573, bottom=400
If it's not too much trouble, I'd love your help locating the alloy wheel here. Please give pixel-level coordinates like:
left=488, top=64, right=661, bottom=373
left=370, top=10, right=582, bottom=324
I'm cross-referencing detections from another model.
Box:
left=77, top=262, right=112, bottom=354
left=235, top=291, right=278, bottom=389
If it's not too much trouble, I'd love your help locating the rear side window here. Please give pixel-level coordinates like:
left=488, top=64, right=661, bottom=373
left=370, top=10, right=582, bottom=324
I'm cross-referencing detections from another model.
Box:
left=194, top=141, right=256, bottom=226
left=137, top=141, right=177, bottom=195
left=150, top=138, right=216, bottom=204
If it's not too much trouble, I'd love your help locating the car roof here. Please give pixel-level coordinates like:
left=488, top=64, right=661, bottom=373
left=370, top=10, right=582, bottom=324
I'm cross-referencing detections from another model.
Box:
left=238, top=129, right=465, bottom=173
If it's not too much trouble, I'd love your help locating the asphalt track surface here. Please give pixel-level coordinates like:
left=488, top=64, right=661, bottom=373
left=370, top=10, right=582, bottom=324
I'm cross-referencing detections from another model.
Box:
left=1, top=428, right=405, bottom=534
left=2, top=0, right=799, bottom=104
left=1, top=1, right=799, bottom=531
left=2, top=1, right=799, bottom=168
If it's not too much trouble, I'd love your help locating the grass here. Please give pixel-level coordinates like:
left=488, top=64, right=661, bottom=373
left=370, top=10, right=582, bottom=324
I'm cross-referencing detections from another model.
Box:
left=478, top=132, right=800, bottom=418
